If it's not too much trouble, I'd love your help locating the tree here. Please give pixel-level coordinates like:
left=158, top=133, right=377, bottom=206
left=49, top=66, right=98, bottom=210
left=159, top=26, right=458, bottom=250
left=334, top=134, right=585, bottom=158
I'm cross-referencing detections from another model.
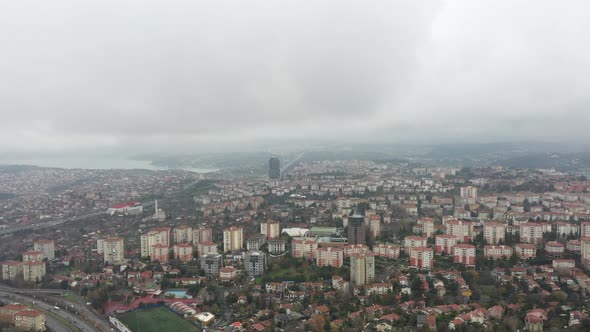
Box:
left=307, top=315, right=327, bottom=332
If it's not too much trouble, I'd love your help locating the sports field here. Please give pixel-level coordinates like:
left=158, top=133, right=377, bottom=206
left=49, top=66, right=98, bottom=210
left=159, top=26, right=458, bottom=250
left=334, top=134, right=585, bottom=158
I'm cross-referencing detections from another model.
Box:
left=118, top=306, right=197, bottom=332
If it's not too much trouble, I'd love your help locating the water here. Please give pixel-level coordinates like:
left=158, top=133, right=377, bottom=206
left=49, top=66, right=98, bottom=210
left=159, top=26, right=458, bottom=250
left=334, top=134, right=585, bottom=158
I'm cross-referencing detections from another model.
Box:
left=0, top=157, right=219, bottom=173
left=164, top=289, right=192, bottom=299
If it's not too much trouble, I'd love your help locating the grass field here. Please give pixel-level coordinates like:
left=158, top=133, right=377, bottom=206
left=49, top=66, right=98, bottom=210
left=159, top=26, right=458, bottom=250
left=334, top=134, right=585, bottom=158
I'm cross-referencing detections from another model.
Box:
left=118, top=306, right=197, bottom=332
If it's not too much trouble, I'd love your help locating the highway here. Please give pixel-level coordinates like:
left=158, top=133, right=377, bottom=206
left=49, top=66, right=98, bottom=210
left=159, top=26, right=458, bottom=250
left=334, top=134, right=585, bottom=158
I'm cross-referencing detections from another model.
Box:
left=0, top=293, right=72, bottom=332
left=0, top=211, right=105, bottom=236
left=0, top=284, right=111, bottom=332
left=0, top=289, right=98, bottom=331
left=281, top=151, right=305, bottom=177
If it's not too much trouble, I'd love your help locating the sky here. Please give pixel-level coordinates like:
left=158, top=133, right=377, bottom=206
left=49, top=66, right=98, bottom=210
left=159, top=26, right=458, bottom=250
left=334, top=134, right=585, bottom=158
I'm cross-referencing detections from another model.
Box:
left=1, top=1, right=590, bottom=154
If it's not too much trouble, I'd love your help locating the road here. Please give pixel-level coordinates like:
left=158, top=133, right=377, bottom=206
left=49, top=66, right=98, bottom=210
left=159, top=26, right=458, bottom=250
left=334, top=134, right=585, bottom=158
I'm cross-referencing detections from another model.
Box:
left=0, top=289, right=99, bottom=331
left=0, top=293, right=72, bottom=332
left=0, top=284, right=112, bottom=332
left=0, top=211, right=105, bottom=235
left=281, top=151, right=305, bottom=178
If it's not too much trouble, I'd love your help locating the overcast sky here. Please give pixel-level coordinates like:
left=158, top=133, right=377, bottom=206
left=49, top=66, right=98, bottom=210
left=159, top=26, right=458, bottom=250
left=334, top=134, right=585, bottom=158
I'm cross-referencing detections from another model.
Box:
left=1, top=1, right=589, bottom=154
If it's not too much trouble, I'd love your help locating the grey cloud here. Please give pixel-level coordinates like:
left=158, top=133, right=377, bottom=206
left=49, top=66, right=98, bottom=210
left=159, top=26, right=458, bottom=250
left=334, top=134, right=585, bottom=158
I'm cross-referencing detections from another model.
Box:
left=1, top=0, right=589, bottom=152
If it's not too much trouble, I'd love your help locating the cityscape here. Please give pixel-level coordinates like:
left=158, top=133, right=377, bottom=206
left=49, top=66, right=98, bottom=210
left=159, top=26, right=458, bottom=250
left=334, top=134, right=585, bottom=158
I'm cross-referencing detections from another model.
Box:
left=1, top=155, right=590, bottom=331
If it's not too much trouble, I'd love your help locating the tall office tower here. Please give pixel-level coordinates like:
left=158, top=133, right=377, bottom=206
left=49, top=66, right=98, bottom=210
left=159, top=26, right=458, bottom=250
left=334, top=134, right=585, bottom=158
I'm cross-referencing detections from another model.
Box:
left=103, top=237, right=125, bottom=264
left=33, top=240, right=55, bottom=261
left=347, top=214, right=366, bottom=245
left=223, top=226, right=244, bottom=252
left=269, top=157, right=281, bottom=179
left=350, top=253, right=375, bottom=285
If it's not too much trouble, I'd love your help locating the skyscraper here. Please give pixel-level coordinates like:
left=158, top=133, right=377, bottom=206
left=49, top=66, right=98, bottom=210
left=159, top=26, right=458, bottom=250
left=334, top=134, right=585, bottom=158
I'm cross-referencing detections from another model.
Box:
left=347, top=214, right=366, bottom=245
left=269, top=157, right=281, bottom=179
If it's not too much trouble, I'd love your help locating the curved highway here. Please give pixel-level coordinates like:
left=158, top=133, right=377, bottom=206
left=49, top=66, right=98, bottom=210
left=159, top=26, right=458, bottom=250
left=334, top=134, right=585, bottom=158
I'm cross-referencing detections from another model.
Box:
left=0, top=287, right=103, bottom=332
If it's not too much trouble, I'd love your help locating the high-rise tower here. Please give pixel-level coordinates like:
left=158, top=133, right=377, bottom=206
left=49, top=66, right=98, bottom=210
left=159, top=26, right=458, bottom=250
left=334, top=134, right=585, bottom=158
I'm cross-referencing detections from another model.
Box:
left=269, top=157, right=281, bottom=179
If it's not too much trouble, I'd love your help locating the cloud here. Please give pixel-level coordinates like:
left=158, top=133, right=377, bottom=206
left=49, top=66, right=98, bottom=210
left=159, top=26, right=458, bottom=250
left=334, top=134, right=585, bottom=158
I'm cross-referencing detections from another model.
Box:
left=0, top=0, right=589, bottom=153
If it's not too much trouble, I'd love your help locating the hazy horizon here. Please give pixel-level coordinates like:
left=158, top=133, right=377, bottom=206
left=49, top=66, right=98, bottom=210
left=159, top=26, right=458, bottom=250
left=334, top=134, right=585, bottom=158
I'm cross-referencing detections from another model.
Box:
left=2, top=1, right=590, bottom=154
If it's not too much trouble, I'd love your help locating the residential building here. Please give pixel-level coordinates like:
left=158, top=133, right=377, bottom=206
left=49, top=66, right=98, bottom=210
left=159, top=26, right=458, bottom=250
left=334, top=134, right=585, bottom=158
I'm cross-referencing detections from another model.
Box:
left=367, top=215, right=381, bottom=239
left=0, top=303, right=29, bottom=322
left=484, top=245, right=513, bottom=260
left=23, top=262, right=46, bottom=282
left=197, top=241, right=218, bottom=257
left=446, top=220, right=474, bottom=242
left=245, top=251, right=266, bottom=277
left=554, top=222, right=579, bottom=237
left=483, top=222, right=506, bottom=245
left=261, top=221, right=280, bottom=240
left=96, top=238, right=104, bottom=255
left=316, top=247, right=344, bottom=268
left=173, top=243, right=194, bottom=262
left=246, top=237, right=265, bottom=251
left=417, top=218, right=435, bottom=238
left=150, top=244, right=169, bottom=263
left=174, top=225, right=194, bottom=243
left=515, top=243, right=537, bottom=259
left=14, top=309, right=45, bottom=331
left=581, top=237, right=590, bottom=267
left=194, top=227, right=213, bottom=244
left=103, top=237, right=125, bottom=264
left=343, top=244, right=370, bottom=257
left=567, top=239, right=581, bottom=253
left=409, top=247, right=434, bottom=270
left=22, top=251, right=43, bottom=263
left=33, top=240, right=54, bottom=261
left=199, top=253, right=223, bottom=277
left=140, top=227, right=170, bottom=258
left=372, top=243, right=400, bottom=259
left=581, top=222, right=590, bottom=238
left=350, top=253, right=375, bottom=285
left=1, top=261, right=23, bottom=280
left=453, top=244, right=476, bottom=267
left=219, top=266, right=238, bottom=282
left=460, top=186, right=478, bottom=200
left=553, top=259, right=575, bottom=270
left=267, top=239, right=286, bottom=254
left=435, top=235, right=457, bottom=255
left=519, top=223, right=546, bottom=246
left=545, top=241, right=565, bottom=258
left=291, top=237, right=317, bottom=259
left=223, top=226, right=243, bottom=252
left=405, top=236, right=427, bottom=252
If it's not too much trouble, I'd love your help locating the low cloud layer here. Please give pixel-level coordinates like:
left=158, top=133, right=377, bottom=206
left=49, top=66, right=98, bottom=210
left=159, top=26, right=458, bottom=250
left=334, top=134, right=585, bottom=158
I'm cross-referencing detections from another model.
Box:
left=1, top=1, right=589, bottom=153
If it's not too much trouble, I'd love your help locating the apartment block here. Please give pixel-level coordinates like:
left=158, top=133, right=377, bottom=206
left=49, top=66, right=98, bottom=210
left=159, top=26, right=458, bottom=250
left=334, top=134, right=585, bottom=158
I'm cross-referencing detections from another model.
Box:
left=33, top=240, right=54, bottom=261
left=316, top=247, right=344, bottom=268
